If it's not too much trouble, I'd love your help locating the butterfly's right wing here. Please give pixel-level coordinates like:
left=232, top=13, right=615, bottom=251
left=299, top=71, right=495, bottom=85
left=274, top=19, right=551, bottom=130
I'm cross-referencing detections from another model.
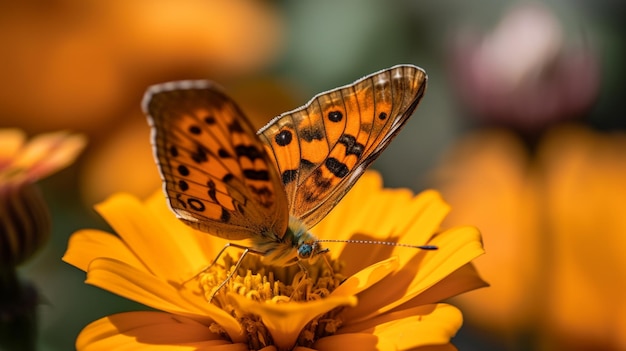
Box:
left=143, top=80, right=289, bottom=240
left=258, top=65, right=427, bottom=229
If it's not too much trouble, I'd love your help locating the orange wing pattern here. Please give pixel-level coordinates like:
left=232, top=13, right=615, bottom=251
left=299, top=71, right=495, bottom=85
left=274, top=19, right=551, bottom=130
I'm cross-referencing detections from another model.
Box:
left=258, top=65, right=427, bottom=228
left=143, top=81, right=289, bottom=240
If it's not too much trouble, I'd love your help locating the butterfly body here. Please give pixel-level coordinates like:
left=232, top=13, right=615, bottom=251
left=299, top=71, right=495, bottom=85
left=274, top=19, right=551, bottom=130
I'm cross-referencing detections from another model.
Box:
left=143, top=64, right=427, bottom=270
left=253, top=217, right=322, bottom=266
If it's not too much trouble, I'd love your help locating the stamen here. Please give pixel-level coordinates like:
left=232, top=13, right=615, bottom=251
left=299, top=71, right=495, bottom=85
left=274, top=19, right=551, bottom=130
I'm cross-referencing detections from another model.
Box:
left=198, top=252, right=347, bottom=349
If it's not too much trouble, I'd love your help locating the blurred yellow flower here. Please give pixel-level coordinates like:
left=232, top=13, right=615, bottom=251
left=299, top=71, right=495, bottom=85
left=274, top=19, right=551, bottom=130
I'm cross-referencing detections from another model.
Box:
left=64, top=171, right=485, bottom=350
left=434, top=125, right=626, bottom=350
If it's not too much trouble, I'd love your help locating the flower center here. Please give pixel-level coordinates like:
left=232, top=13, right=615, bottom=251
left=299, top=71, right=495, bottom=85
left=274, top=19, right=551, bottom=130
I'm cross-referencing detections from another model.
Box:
left=199, top=253, right=346, bottom=350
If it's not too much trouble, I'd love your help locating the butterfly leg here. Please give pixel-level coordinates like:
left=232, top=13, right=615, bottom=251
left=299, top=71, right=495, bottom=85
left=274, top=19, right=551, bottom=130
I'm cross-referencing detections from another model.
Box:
left=289, top=260, right=310, bottom=301
left=319, top=250, right=334, bottom=274
left=207, top=243, right=265, bottom=302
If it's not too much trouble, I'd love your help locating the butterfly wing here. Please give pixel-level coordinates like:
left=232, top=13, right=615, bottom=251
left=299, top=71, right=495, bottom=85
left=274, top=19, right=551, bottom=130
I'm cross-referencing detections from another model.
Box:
left=258, top=64, right=427, bottom=228
left=143, top=81, right=289, bottom=240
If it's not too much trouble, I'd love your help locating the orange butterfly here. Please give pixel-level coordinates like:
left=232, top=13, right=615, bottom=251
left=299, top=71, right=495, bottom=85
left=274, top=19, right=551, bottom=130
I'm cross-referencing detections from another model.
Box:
left=142, top=64, right=430, bottom=280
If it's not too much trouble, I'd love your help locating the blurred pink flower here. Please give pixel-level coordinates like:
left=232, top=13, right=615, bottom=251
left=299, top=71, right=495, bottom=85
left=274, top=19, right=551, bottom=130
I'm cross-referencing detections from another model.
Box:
left=449, top=3, right=600, bottom=132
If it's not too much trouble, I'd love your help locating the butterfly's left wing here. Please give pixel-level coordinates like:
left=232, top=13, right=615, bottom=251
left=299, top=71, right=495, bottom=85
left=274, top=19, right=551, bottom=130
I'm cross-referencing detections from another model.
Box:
left=143, top=81, right=289, bottom=241
left=258, top=64, right=427, bottom=228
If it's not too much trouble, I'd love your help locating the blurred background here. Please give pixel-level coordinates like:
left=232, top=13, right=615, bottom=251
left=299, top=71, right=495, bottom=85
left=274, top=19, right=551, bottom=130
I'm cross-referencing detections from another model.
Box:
left=2, top=0, right=625, bottom=350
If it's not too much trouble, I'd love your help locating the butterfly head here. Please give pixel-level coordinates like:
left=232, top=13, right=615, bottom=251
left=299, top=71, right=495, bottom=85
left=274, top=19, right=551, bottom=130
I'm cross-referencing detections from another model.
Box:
left=286, top=217, right=328, bottom=264
left=296, top=239, right=328, bottom=263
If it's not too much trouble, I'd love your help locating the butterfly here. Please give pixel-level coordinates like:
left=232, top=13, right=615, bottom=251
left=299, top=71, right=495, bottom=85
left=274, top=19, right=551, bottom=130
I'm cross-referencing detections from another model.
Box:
left=142, top=64, right=429, bottom=279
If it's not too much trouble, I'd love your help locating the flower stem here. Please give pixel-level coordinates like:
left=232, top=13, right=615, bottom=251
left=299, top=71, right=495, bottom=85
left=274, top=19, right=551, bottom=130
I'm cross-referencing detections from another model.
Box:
left=0, top=267, right=38, bottom=351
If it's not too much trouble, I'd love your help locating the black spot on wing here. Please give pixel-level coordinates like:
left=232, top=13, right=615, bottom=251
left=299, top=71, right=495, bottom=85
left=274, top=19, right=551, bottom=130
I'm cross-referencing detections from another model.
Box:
left=187, top=198, right=205, bottom=212
left=275, top=130, right=293, bottom=146
left=300, top=128, right=324, bottom=142
left=243, top=169, right=270, bottom=181
left=207, top=179, right=217, bottom=202
left=325, top=157, right=349, bottom=178
left=169, top=145, right=179, bottom=157
left=228, top=121, right=244, bottom=133
left=177, top=165, right=190, bottom=176
left=190, top=143, right=209, bottom=164
left=235, top=145, right=263, bottom=161
left=218, top=148, right=232, bottom=158
left=328, top=111, right=343, bottom=122
left=300, top=159, right=315, bottom=171
left=282, top=169, right=298, bottom=184
left=338, top=134, right=364, bottom=159
left=220, top=207, right=230, bottom=222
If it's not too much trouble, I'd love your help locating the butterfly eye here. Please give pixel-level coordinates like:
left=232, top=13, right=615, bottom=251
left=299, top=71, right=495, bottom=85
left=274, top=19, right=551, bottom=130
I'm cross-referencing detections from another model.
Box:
left=297, top=243, right=314, bottom=259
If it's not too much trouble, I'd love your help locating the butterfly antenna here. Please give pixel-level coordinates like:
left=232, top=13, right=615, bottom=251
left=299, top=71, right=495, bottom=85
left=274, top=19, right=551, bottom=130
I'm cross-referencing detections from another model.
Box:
left=316, top=239, right=438, bottom=250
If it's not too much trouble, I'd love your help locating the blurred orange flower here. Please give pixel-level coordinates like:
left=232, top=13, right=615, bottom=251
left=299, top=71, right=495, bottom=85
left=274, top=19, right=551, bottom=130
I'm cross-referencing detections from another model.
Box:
left=1, top=0, right=284, bottom=207
left=0, top=128, right=85, bottom=265
left=0, top=129, right=85, bottom=350
left=64, top=171, right=486, bottom=350
left=0, top=0, right=283, bottom=134
left=0, top=129, right=86, bottom=184
left=433, top=125, right=626, bottom=350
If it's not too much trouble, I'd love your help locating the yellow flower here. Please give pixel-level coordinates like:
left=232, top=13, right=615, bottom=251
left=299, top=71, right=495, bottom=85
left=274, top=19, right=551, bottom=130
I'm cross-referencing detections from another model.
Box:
left=433, top=125, right=626, bottom=350
left=63, top=171, right=485, bottom=350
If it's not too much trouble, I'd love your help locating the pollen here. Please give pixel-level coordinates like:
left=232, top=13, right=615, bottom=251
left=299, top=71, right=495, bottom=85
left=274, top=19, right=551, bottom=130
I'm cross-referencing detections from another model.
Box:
left=199, top=253, right=346, bottom=350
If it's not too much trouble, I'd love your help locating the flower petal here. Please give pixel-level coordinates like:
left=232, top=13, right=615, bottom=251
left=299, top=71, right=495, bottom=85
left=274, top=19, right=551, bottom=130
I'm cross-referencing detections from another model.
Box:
left=330, top=256, right=398, bottom=298
left=229, top=294, right=357, bottom=350
left=63, top=229, right=144, bottom=273
left=398, top=226, right=484, bottom=300
left=343, top=226, right=484, bottom=321
left=390, top=190, right=451, bottom=260
left=13, top=131, right=86, bottom=181
left=93, top=192, right=221, bottom=283
left=339, top=304, right=462, bottom=349
left=315, top=173, right=451, bottom=278
left=314, top=333, right=379, bottom=351
left=0, top=129, right=26, bottom=166
left=85, top=257, right=245, bottom=343
left=393, top=263, right=488, bottom=310
left=77, top=311, right=247, bottom=351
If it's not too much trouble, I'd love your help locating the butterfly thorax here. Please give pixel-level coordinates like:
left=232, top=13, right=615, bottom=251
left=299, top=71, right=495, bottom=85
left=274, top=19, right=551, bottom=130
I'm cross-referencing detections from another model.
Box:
left=254, top=217, right=324, bottom=266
